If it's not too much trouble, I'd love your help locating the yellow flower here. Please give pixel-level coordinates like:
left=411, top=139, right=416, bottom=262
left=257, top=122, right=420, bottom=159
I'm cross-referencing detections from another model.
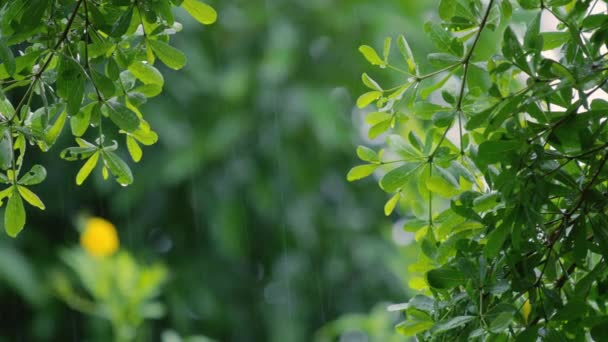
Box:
left=80, top=217, right=119, bottom=257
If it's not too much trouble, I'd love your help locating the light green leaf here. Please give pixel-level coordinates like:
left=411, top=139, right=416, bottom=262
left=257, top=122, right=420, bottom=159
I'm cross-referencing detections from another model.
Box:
left=126, top=135, right=143, bottom=162
left=356, top=91, right=382, bottom=108
left=541, top=32, right=570, bottom=50
left=365, top=112, right=392, bottom=125
left=182, top=0, right=217, bottom=25
left=426, top=175, right=459, bottom=198
left=17, top=186, right=44, bottom=210
left=128, top=61, right=164, bottom=87
left=396, top=320, right=434, bottom=337
left=368, top=119, right=392, bottom=139
left=44, top=109, right=67, bottom=147
left=404, top=219, right=428, bottom=232
left=358, top=45, right=385, bottom=66
left=383, top=37, right=391, bottom=63
left=361, top=73, right=382, bottom=91
left=384, top=192, right=400, bottom=216
left=397, top=35, right=416, bottom=74
left=76, top=152, right=99, bottom=185
left=356, top=146, right=379, bottom=163
left=347, top=164, right=378, bottom=181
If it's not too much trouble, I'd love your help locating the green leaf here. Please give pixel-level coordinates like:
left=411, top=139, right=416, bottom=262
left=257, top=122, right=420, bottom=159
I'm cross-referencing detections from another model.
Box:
left=109, top=7, right=133, bottom=37
left=426, top=174, right=459, bottom=198
left=129, top=126, right=159, bottom=145
left=397, top=35, right=416, bottom=74
left=380, top=163, right=421, bottom=193
left=473, top=192, right=500, bottom=212
left=432, top=111, right=455, bottom=127
left=386, top=134, right=422, bottom=160
left=356, top=91, right=382, bottom=108
left=484, top=222, right=511, bottom=258
left=384, top=193, right=400, bottom=216
left=182, top=0, right=217, bottom=25
left=540, top=32, right=570, bottom=50
left=358, top=45, right=385, bottom=66
left=128, top=61, right=165, bottom=87
left=44, top=109, right=67, bottom=147
left=424, top=22, right=463, bottom=56
left=489, top=312, right=513, bottom=333
left=383, top=37, right=391, bottom=63
left=404, top=219, right=428, bottom=232
left=502, top=27, right=527, bottom=71
left=361, top=73, right=382, bottom=91
left=148, top=39, right=187, bottom=70
left=356, top=146, right=379, bottom=163
left=412, top=102, right=450, bottom=120
left=103, top=98, right=140, bottom=132
left=426, top=266, right=465, bottom=289
left=0, top=51, right=43, bottom=80
left=102, top=151, right=133, bottom=186
left=90, top=69, right=115, bottom=98
left=76, top=151, right=99, bottom=185
left=517, top=0, right=540, bottom=9
left=0, top=39, right=15, bottom=76
left=18, top=165, right=46, bottom=186
left=17, top=186, right=44, bottom=210
left=524, top=13, right=542, bottom=52
left=126, top=135, right=142, bottom=162
left=0, top=130, right=12, bottom=170
left=368, top=119, right=392, bottom=139
left=432, top=316, right=476, bottom=333
left=427, top=53, right=460, bottom=68
left=365, top=112, right=392, bottom=125
left=5, top=187, right=25, bottom=237
left=0, top=93, right=15, bottom=119
left=70, top=102, right=94, bottom=137
left=396, top=320, right=434, bottom=336
left=56, top=57, right=85, bottom=116
left=420, top=71, right=455, bottom=99
left=346, top=164, right=378, bottom=181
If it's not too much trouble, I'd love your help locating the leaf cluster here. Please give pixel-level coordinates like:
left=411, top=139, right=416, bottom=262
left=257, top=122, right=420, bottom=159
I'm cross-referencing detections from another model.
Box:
left=350, top=0, right=608, bottom=339
left=0, top=0, right=215, bottom=236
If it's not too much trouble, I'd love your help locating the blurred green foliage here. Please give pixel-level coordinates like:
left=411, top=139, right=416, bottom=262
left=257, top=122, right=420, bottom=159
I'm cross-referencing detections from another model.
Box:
left=0, top=0, right=437, bottom=341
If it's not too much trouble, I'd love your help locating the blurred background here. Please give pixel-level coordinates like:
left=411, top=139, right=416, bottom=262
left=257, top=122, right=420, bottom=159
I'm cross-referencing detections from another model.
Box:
left=0, top=0, right=436, bottom=341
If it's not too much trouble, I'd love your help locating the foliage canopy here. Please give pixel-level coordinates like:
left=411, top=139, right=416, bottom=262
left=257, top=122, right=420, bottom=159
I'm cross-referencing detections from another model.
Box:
left=350, top=0, right=608, bottom=339
left=0, top=0, right=215, bottom=237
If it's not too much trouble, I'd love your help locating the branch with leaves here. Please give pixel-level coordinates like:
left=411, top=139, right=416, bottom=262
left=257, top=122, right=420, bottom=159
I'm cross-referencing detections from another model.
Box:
left=0, top=0, right=216, bottom=236
left=349, top=0, right=608, bottom=339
